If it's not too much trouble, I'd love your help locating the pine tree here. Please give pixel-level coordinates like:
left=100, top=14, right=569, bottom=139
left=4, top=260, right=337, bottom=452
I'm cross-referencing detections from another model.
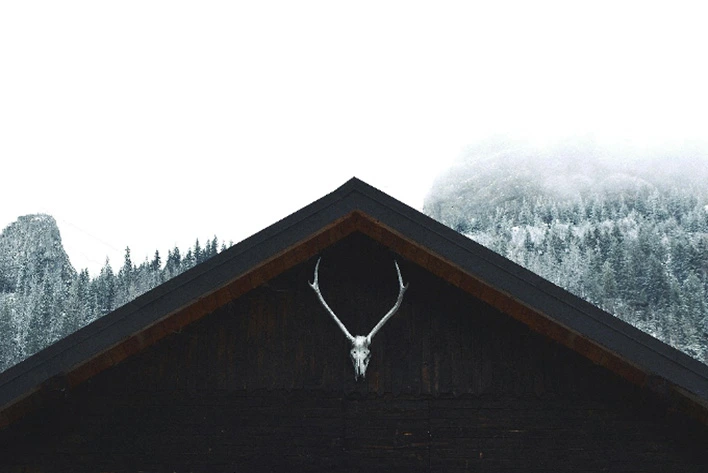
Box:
left=149, top=250, right=164, bottom=287
left=151, top=250, right=161, bottom=272
left=207, top=236, right=218, bottom=259
left=118, top=247, right=135, bottom=306
left=165, top=247, right=182, bottom=279
left=61, top=268, right=92, bottom=335
left=95, top=259, right=116, bottom=316
left=680, top=273, right=707, bottom=359
left=0, top=300, right=18, bottom=371
left=182, top=249, right=195, bottom=272
left=26, top=276, right=56, bottom=354
left=194, top=239, right=203, bottom=265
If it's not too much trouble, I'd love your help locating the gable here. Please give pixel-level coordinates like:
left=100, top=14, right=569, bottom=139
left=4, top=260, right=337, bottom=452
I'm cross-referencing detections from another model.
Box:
left=1, top=178, right=708, bottom=432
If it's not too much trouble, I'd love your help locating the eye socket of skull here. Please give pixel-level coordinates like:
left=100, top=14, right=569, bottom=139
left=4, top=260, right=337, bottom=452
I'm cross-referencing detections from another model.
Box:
left=351, top=347, right=369, bottom=357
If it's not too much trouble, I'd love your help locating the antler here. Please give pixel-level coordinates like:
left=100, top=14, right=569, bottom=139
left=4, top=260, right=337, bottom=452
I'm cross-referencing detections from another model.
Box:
left=366, top=260, right=408, bottom=343
left=309, top=257, right=355, bottom=342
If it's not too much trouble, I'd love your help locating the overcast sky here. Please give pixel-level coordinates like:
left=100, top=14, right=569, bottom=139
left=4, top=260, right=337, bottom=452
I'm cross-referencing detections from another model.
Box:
left=2, top=2, right=707, bottom=275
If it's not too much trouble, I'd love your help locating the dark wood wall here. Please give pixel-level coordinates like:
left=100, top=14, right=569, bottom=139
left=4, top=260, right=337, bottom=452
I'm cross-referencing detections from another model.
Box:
left=1, top=233, right=707, bottom=472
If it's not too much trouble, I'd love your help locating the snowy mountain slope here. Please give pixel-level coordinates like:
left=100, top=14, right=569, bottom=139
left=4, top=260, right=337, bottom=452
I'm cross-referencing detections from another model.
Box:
left=424, top=137, right=708, bottom=364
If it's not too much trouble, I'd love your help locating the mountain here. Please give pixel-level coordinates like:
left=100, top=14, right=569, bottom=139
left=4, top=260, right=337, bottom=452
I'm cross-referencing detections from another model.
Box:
left=0, top=215, right=78, bottom=365
left=0, top=214, right=76, bottom=294
left=424, top=136, right=708, bottom=364
left=0, top=215, right=230, bottom=373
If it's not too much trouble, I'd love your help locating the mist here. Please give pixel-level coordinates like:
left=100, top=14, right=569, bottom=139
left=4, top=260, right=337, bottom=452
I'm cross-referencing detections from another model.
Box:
left=426, top=134, right=708, bottom=211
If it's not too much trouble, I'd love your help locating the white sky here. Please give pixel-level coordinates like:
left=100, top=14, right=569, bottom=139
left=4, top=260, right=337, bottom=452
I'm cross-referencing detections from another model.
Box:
left=1, top=1, right=707, bottom=275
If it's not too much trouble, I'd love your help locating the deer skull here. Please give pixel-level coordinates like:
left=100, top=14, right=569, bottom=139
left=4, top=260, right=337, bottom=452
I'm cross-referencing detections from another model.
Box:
left=350, top=336, right=371, bottom=379
left=309, top=258, right=408, bottom=380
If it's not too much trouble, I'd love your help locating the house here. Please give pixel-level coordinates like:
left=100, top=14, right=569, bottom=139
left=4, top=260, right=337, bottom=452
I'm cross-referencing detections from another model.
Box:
left=0, top=178, right=707, bottom=472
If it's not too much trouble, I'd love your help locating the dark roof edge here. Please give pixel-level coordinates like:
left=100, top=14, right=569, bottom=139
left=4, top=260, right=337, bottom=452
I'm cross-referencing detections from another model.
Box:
left=342, top=179, right=708, bottom=400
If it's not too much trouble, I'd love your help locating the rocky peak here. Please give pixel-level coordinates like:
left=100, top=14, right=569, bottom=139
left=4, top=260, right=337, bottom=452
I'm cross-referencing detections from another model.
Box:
left=0, top=214, right=76, bottom=294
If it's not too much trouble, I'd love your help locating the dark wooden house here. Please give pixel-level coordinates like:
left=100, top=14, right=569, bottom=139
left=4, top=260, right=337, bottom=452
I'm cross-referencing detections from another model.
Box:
left=1, top=178, right=707, bottom=472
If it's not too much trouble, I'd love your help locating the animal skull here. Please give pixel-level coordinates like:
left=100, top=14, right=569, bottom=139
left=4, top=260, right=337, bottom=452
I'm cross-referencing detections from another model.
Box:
left=309, top=258, right=408, bottom=380
left=350, top=336, right=371, bottom=380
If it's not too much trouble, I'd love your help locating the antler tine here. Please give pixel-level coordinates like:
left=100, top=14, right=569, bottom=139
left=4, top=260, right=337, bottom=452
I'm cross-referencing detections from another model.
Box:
left=366, top=260, right=409, bottom=343
left=309, top=257, right=356, bottom=342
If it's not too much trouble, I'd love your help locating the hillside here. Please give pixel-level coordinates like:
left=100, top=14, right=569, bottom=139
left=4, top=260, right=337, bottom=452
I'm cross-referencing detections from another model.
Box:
left=424, top=137, right=708, bottom=364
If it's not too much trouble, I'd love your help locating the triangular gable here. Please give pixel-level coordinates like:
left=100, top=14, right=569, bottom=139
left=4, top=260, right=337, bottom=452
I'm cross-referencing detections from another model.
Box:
left=1, top=177, right=707, bottom=428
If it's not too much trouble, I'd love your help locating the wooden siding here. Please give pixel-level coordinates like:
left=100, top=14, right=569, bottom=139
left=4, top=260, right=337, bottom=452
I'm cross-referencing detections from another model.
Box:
left=1, top=233, right=706, bottom=472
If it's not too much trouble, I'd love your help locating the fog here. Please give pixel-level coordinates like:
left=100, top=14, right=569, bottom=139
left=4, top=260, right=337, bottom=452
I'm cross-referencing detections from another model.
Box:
left=428, top=134, right=708, bottom=209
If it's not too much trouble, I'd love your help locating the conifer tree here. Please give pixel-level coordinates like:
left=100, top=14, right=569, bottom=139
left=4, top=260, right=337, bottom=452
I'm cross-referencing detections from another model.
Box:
left=194, top=239, right=202, bottom=265
left=95, top=259, right=116, bottom=316
left=26, top=276, right=56, bottom=354
left=0, top=301, right=18, bottom=371
left=151, top=250, right=161, bottom=272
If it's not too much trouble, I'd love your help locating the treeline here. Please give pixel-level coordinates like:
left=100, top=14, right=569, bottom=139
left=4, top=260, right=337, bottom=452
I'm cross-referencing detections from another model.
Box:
left=0, top=237, right=230, bottom=372
left=426, top=185, right=708, bottom=364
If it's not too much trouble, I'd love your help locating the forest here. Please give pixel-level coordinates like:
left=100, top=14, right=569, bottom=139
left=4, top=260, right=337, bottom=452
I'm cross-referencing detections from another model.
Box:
left=0, top=216, right=229, bottom=372
left=424, top=139, right=708, bottom=364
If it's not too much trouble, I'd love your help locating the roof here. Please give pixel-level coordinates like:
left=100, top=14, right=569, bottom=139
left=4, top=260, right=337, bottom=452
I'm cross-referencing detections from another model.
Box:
left=2, top=177, right=708, bottom=428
